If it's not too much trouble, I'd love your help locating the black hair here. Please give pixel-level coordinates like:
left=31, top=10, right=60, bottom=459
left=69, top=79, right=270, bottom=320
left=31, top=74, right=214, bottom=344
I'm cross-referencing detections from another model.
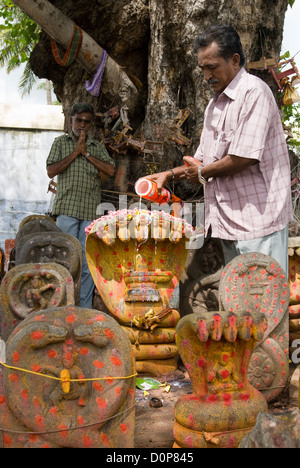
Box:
left=71, top=102, right=95, bottom=118
left=194, top=25, right=245, bottom=67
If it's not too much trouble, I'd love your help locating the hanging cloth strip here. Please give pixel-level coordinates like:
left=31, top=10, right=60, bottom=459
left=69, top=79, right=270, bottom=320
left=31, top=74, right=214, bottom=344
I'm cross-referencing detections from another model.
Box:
left=85, top=50, right=108, bottom=96
left=51, top=23, right=83, bottom=67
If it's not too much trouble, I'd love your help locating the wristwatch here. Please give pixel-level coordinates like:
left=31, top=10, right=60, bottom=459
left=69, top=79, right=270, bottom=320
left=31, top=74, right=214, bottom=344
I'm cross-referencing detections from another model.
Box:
left=198, top=165, right=208, bottom=185
left=85, top=152, right=91, bottom=159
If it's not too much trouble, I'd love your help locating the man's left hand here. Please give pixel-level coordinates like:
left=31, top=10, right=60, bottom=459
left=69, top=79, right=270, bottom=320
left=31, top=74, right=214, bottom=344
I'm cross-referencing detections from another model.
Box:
left=182, top=156, right=202, bottom=184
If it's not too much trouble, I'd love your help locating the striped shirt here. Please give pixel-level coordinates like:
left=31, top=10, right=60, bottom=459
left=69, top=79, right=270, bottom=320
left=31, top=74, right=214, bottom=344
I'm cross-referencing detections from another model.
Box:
left=47, top=133, right=115, bottom=220
left=194, top=67, right=293, bottom=241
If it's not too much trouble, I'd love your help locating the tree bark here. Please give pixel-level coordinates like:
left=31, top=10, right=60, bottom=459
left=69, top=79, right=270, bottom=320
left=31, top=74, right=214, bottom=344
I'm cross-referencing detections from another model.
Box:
left=12, top=0, right=139, bottom=110
left=14, top=0, right=290, bottom=195
left=146, top=0, right=289, bottom=152
left=45, top=79, right=52, bottom=105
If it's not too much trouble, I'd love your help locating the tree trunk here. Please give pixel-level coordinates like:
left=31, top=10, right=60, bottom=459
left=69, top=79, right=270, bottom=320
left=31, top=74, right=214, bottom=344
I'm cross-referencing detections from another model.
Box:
left=45, top=79, right=52, bottom=105
left=146, top=0, right=289, bottom=151
left=16, top=0, right=290, bottom=195
left=12, top=0, right=139, bottom=111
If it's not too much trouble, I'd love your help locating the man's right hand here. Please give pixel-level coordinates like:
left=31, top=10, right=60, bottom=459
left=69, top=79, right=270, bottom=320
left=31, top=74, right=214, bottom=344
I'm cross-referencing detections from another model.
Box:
left=47, top=130, right=87, bottom=179
left=141, top=164, right=188, bottom=194
left=141, top=171, right=171, bottom=194
left=75, top=130, right=87, bottom=156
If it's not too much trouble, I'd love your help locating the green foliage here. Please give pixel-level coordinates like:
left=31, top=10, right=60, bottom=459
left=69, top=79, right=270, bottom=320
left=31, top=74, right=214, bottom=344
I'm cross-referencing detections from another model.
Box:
left=0, top=0, right=40, bottom=70
left=0, top=0, right=41, bottom=94
left=279, top=51, right=300, bottom=154
left=283, top=103, right=300, bottom=154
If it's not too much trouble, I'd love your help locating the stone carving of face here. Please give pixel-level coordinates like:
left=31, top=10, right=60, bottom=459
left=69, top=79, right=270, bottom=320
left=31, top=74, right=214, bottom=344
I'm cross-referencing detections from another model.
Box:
left=2, top=307, right=135, bottom=448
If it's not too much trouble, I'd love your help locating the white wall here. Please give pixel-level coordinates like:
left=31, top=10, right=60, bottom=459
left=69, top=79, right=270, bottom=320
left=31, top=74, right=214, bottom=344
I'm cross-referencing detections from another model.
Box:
left=0, top=103, right=64, bottom=251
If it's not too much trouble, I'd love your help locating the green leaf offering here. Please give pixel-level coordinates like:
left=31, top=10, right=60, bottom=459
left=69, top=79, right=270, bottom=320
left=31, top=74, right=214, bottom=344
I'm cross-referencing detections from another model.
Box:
left=136, top=378, right=162, bottom=391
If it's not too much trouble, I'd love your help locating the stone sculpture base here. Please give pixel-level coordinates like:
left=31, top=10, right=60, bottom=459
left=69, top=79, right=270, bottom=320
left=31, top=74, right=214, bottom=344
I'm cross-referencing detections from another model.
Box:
left=173, top=422, right=255, bottom=449
left=122, top=321, right=179, bottom=376
left=135, top=358, right=178, bottom=375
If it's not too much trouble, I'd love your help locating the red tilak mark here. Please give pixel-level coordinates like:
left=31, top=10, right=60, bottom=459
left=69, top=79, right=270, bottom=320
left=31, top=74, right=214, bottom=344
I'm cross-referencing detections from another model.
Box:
left=93, top=315, right=106, bottom=322
left=207, top=394, right=218, bottom=403
left=120, top=423, right=128, bottom=434
left=197, top=358, right=206, bottom=368
left=49, top=407, right=58, bottom=416
left=83, top=435, right=93, bottom=448
left=101, top=433, right=110, bottom=447
left=31, top=331, right=44, bottom=340
left=223, top=393, right=232, bottom=405
left=188, top=414, right=194, bottom=427
left=93, top=382, right=103, bottom=392
left=77, top=415, right=85, bottom=426
left=3, top=435, right=12, bottom=447
left=226, top=436, right=235, bottom=448
left=48, top=350, right=57, bottom=359
left=35, top=414, right=44, bottom=428
left=64, top=352, right=73, bottom=364
left=66, top=315, right=76, bottom=323
left=111, top=356, right=122, bottom=366
left=93, top=360, right=104, bottom=369
left=12, top=351, right=20, bottom=363
left=9, top=373, right=19, bottom=382
left=221, top=369, right=230, bottom=379
left=0, top=395, right=7, bottom=405
left=105, top=329, right=114, bottom=339
left=33, top=396, right=40, bottom=409
left=213, top=315, right=221, bottom=324
left=59, top=425, right=68, bottom=438
left=34, top=315, right=44, bottom=321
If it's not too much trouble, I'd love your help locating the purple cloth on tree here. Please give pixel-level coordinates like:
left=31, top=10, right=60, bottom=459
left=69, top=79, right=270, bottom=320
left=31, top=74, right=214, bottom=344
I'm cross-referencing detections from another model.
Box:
left=85, top=50, right=108, bottom=96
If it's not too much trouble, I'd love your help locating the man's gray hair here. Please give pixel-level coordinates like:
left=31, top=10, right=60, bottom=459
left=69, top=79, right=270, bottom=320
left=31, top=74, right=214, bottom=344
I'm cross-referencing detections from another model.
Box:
left=71, top=102, right=95, bottom=118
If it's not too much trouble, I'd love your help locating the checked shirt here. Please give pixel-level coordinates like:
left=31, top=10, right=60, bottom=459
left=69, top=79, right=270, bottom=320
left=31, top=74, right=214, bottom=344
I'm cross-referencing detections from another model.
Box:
left=194, top=67, right=293, bottom=241
left=47, top=133, right=115, bottom=221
